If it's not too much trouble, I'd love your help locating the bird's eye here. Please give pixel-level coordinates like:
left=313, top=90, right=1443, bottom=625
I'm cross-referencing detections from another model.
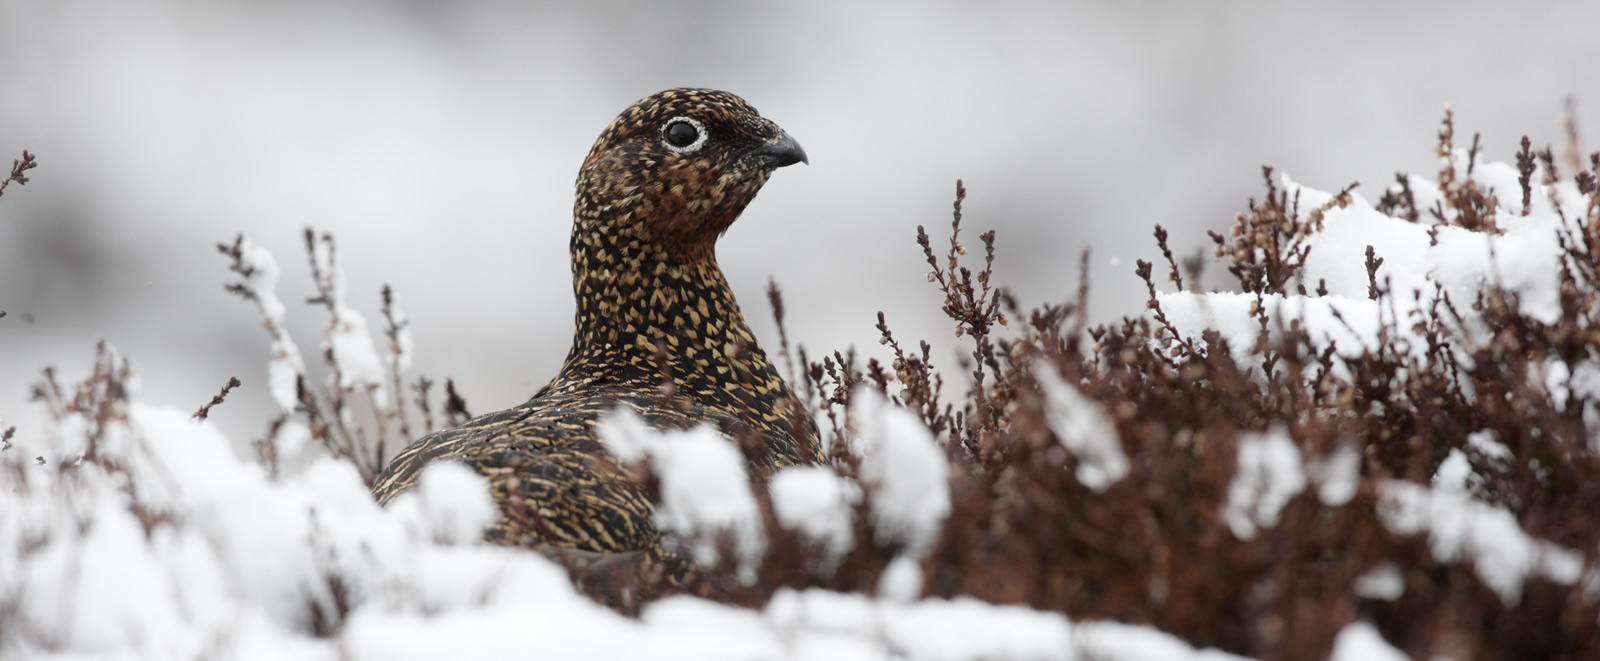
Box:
left=665, top=121, right=698, bottom=147
left=661, top=117, right=707, bottom=152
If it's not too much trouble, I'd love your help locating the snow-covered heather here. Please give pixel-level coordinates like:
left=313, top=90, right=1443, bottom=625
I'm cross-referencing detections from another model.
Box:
left=1, top=354, right=1245, bottom=660
left=1159, top=152, right=1595, bottom=376
left=1212, top=423, right=1588, bottom=607
left=1379, top=453, right=1586, bottom=606
left=384, top=288, right=415, bottom=375
left=232, top=237, right=305, bottom=413
left=1165, top=151, right=1599, bottom=610
left=309, top=235, right=389, bottom=406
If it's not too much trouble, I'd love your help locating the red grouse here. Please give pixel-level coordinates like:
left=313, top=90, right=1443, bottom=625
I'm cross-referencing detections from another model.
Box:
left=372, top=89, right=820, bottom=561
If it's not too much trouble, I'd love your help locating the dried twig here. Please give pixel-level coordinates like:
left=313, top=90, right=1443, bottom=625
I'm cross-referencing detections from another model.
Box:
left=0, top=150, right=36, bottom=199
left=193, top=377, right=243, bottom=421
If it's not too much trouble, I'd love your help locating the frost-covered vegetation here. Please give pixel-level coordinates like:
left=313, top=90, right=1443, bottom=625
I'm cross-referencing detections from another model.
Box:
left=3, top=108, right=1599, bottom=660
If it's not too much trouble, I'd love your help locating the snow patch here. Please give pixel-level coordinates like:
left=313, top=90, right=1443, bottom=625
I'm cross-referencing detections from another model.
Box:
left=769, top=466, right=861, bottom=565
left=1075, top=620, right=1253, bottom=661
left=1036, top=366, right=1128, bottom=491
left=311, top=236, right=389, bottom=405
left=1222, top=425, right=1307, bottom=540
left=1308, top=441, right=1360, bottom=507
left=413, top=461, right=495, bottom=546
left=596, top=408, right=765, bottom=581
left=1329, top=621, right=1407, bottom=661
left=848, top=388, right=950, bottom=554
left=878, top=555, right=923, bottom=602
left=1352, top=562, right=1405, bottom=601
left=235, top=236, right=306, bottom=413
left=1378, top=479, right=1584, bottom=605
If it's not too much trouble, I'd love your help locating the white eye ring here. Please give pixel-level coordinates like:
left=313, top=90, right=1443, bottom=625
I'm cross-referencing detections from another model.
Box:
left=660, top=116, right=709, bottom=153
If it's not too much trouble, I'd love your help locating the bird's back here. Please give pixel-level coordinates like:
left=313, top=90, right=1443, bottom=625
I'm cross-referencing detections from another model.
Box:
left=372, top=378, right=813, bottom=552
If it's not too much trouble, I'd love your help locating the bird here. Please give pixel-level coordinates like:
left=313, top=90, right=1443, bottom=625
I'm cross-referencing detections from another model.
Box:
left=371, top=89, right=821, bottom=565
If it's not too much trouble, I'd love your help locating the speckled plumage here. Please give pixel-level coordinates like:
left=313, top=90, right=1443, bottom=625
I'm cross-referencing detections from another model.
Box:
left=371, top=89, right=820, bottom=556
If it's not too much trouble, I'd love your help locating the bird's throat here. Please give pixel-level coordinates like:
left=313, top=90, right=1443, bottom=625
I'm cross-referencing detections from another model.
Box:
left=556, top=227, right=784, bottom=411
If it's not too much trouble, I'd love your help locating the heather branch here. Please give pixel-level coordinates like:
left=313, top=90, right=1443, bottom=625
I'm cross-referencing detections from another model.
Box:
left=1154, top=225, right=1183, bottom=291
left=1377, top=172, right=1421, bottom=223
left=1561, top=96, right=1583, bottom=174
left=380, top=285, right=414, bottom=442
left=765, top=279, right=801, bottom=397
left=443, top=378, right=471, bottom=427
left=412, top=376, right=437, bottom=432
left=1517, top=136, right=1536, bottom=216
left=875, top=311, right=950, bottom=442
left=0, top=150, right=36, bottom=199
left=1364, top=245, right=1385, bottom=301
left=193, top=376, right=243, bottom=421
left=1135, top=258, right=1198, bottom=362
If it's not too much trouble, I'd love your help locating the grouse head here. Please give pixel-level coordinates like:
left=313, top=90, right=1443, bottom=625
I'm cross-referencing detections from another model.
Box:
left=574, top=88, right=807, bottom=262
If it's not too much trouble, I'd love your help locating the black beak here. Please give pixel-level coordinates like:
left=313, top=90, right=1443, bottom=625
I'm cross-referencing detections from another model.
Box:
left=745, top=131, right=808, bottom=169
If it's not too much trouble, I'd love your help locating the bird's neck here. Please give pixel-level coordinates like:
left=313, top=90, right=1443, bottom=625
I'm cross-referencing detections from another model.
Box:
left=555, top=223, right=791, bottom=414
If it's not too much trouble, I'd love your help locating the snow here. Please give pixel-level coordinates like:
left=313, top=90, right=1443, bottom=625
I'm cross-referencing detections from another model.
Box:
left=1351, top=562, right=1404, bottom=601
left=1465, top=429, right=1511, bottom=465
left=769, top=466, right=861, bottom=566
left=1432, top=449, right=1474, bottom=493
left=766, top=589, right=1079, bottom=661
left=1159, top=162, right=1592, bottom=373
left=235, top=237, right=305, bottom=413
left=326, top=314, right=387, bottom=400
left=1307, top=441, right=1360, bottom=507
left=267, top=350, right=304, bottom=414
left=1159, top=291, right=1391, bottom=376
left=1221, top=425, right=1306, bottom=540
left=1296, top=184, right=1434, bottom=303
left=848, top=388, right=951, bottom=554
left=409, top=461, right=496, bottom=546
left=877, top=555, right=924, bottom=602
left=311, top=237, right=389, bottom=405
left=238, top=238, right=287, bottom=327
left=19, top=497, right=182, bottom=651
left=1377, top=477, right=1584, bottom=605
left=274, top=418, right=311, bottom=458
left=1035, top=366, right=1128, bottom=492
left=1328, top=621, right=1408, bottom=661
left=1074, top=621, right=1251, bottom=661
left=597, top=408, right=765, bottom=581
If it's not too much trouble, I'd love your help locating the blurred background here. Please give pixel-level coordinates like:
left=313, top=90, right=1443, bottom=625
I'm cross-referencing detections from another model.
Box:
left=2, top=0, right=1597, bottom=447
